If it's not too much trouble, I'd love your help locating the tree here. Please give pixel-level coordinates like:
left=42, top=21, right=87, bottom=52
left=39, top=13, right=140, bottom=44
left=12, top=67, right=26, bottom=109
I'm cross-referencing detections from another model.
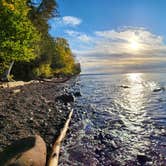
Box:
left=29, top=0, right=58, bottom=62
left=0, top=0, right=40, bottom=81
left=51, top=38, right=75, bottom=75
left=9, top=0, right=60, bottom=80
left=2, top=0, right=80, bottom=81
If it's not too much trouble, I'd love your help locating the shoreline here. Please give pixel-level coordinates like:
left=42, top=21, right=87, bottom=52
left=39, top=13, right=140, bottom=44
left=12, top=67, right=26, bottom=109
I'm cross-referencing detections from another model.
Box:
left=0, top=76, right=78, bottom=162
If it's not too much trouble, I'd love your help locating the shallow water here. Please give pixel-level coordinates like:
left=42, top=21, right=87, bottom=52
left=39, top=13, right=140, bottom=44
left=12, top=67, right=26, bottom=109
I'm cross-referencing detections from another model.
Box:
left=60, top=73, right=166, bottom=166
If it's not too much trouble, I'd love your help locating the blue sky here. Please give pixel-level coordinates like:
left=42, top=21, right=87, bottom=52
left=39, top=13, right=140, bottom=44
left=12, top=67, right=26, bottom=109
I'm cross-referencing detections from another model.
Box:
left=49, top=0, right=166, bottom=74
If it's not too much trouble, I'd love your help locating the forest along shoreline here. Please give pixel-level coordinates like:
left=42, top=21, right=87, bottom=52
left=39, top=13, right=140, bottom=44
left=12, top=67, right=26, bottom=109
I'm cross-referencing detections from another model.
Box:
left=0, top=76, right=80, bottom=160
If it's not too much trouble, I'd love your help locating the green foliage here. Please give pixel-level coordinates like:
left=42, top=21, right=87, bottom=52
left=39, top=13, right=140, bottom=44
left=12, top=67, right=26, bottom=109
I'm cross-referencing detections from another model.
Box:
left=0, top=61, right=9, bottom=76
left=0, top=0, right=41, bottom=64
left=33, top=63, right=53, bottom=78
left=0, top=0, right=80, bottom=80
left=51, top=38, right=75, bottom=74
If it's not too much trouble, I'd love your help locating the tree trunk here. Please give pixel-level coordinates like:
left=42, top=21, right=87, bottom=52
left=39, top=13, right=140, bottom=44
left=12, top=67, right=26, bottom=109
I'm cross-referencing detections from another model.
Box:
left=1, top=61, right=15, bottom=82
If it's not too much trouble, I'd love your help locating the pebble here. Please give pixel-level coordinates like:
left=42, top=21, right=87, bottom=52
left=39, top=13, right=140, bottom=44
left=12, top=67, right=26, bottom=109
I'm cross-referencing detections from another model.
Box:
left=0, top=78, right=76, bottom=155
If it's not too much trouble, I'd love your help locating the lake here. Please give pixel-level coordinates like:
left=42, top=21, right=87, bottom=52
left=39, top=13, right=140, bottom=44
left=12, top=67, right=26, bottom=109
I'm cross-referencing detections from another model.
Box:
left=60, top=73, right=166, bottom=165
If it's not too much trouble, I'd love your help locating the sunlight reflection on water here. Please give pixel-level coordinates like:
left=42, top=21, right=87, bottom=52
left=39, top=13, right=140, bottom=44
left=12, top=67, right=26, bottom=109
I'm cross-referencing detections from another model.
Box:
left=60, top=73, right=166, bottom=165
left=119, top=75, right=144, bottom=132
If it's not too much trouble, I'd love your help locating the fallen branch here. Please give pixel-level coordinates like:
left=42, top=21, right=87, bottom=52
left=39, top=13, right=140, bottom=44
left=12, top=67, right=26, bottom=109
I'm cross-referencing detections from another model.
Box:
left=39, top=77, right=70, bottom=84
left=48, top=109, right=73, bottom=166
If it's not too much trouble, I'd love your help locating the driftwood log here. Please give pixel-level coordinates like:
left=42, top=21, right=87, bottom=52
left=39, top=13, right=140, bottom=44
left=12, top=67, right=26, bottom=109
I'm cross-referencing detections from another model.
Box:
left=48, top=109, right=73, bottom=166
left=0, top=110, right=73, bottom=166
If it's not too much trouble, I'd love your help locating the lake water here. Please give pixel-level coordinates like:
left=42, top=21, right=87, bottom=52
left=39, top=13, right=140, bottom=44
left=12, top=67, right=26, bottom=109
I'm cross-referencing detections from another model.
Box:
left=60, top=73, right=166, bottom=166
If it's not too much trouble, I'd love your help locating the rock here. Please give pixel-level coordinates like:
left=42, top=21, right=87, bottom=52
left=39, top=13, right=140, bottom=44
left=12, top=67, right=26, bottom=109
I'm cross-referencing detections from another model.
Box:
left=95, top=148, right=102, bottom=156
left=98, top=133, right=104, bottom=141
left=105, top=134, right=113, bottom=140
left=153, top=87, right=165, bottom=92
left=85, top=124, right=92, bottom=134
left=73, top=91, right=81, bottom=97
left=137, top=154, right=151, bottom=164
left=120, top=85, right=130, bottom=88
left=0, top=135, right=46, bottom=166
left=94, top=132, right=105, bottom=143
left=110, top=140, right=118, bottom=149
left=28, top=118, right=33, bottom=124
left=56, top=93, right=75, bottom=104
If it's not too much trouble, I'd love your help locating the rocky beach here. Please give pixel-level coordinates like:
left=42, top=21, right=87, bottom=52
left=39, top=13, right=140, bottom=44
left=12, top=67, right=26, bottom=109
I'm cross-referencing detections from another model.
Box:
left=0, top=77, right=79, bottom=164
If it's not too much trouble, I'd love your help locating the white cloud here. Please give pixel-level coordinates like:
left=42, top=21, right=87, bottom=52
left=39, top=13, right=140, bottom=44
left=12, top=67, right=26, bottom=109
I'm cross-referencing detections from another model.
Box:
left=72, top=27, right=166, bottom=56
left=65, top=30, right=92, bottom=42
left=67, top=27, right=166, bottom=73
left=62, top=16, right=82, bottom=26
left=49, top=16, right=82, bottom=32
left=65, top=30, right=77, bottom=36
left=95, top=28, right=164, bottom=49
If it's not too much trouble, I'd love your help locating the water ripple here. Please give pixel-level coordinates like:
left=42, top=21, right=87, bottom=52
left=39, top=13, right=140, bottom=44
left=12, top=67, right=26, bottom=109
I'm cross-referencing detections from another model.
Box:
left=60, top=73, right=166, bottom=165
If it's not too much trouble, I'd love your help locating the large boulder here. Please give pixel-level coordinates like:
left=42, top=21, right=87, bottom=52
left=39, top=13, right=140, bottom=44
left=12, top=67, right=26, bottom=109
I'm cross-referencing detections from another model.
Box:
left=0, top=135, right=46, bottom=166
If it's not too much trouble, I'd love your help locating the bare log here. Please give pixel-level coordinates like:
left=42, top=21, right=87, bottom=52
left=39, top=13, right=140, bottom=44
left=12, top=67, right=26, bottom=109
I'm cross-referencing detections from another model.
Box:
left=48, top=109, right=73, bottom=166
left=39, top=77, right=70, bottom=84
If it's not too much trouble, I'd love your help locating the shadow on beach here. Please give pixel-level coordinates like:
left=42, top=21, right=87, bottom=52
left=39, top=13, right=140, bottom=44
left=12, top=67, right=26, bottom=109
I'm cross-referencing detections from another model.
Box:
left=0, top=135, right=46, bottom=166
left=0, top=136, right=36, bottom=165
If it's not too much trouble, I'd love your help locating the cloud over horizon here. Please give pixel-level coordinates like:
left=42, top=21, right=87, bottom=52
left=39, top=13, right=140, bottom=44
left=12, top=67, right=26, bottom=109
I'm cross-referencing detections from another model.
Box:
left=64, top=27, right=166, bottom=73
left=71, top=27, right=166, bottom=55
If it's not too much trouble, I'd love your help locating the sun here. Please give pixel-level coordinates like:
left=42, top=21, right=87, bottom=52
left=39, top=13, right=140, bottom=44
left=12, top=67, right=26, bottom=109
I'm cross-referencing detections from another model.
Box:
left=130, top=40, right=140, bottom=50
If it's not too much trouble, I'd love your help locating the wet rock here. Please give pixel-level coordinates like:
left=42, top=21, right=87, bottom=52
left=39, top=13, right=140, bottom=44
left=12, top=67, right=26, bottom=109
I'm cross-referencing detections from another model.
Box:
left=56, top=93, right=75, bottom=104
left=73, top=91, right=82, bottom=97
left=69, top=149, right=85, bottom=162
left=105, top=134, right=113, bottom=140
left=94, top=132, right=106, bottom=144
left=137, top=154, right=151, bottom=164
left=153, top=87, right=165, bottom=92
left=110, top=140, right=119, bottom=149
left=120, top=85, right=130, bottom=88
left=98, top=133, right=104, bottom=141
left=95, top=148, right=102, bottom=157
left=81, top=136, right=89, bottom=144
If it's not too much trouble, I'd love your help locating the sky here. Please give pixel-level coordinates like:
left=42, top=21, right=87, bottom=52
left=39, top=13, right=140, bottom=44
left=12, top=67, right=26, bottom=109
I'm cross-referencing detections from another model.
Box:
left=49, top=0, right=166, bottom=74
